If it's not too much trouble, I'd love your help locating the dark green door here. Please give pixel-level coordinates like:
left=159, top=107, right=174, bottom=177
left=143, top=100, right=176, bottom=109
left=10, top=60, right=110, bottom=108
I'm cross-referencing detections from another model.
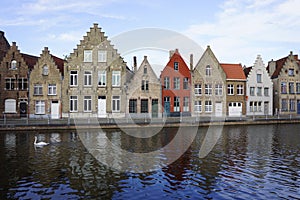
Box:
left=152, top=99, right=158, bottom=118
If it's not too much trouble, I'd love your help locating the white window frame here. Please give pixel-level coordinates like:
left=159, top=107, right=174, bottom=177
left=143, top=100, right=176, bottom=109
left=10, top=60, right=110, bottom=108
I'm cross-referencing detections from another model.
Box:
left=174, top=77, right=180, bottom=90
left=112, top=96, right=120, bottom=112
left=11, top=60, right=17, bottom=70
left=84, top=71, right=92, bottom=86
left=112, top=71, right=121, bottom=87
left=48, top=84, right=57, bottom=95
left=215, top=84, right=223, bottom=96
left=195, top=84, right=202, bottom=96
left=18, top=78, right=28, bottom=90
left=205, top=100, right=212, bottom=113
left=227, top=84, right=234, bottom=95
left=205, top=84, right=212, bottom=95
left=35, top=100, right=45, bottom=114
left=174, top=96, right=180, bottom=112
left=164, top=77, right=170, bottom=89
left=183, top=96, right=189, bottom=112
left=84, top=96, right=92, bottom=112
left=250, top=87, right=255, bottom=96
left=34, top=84, right=43, bottom=95
left=98, top=70, right=106, bottom=86
left=70, top=71, right=78, bottom=86
left=98, top=50, right=107, bottom=62
left=257, top=87, right=262, bottom=96
left=194, top=101, right=202, bottom=112
left=264, top=87, right=269, bottom=96
left=237, top=84, right=244, bottom=95
left=84, top=50, right=92, bottom=62
left=206, top=65, right=212, bottom=76
left=183, top=77, right=189, bottom=90
left=5, top=78, right=15, bottom=90
left=70, top=96, right=78, bottom=112
left=42, top=65, right=49, bottom=75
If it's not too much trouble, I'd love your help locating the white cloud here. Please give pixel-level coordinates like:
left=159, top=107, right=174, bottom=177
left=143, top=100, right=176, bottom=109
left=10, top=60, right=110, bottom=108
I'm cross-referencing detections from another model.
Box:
left=184, top=0, right=300, bottom=66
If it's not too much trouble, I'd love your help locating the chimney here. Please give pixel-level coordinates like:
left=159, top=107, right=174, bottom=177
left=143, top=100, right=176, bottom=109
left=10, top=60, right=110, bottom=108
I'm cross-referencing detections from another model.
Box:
left=133, top=56, right=137, bottom=72
left=268, top=59, right=276, bottom=77
left=169, top=50, right=175, bottom=59
left=190, top=54, right=193, bottom=71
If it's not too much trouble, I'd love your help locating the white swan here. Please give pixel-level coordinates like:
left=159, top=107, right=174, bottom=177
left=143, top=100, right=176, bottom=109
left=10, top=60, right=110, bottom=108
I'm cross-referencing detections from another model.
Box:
left=34, top=136, right=49, bottom=146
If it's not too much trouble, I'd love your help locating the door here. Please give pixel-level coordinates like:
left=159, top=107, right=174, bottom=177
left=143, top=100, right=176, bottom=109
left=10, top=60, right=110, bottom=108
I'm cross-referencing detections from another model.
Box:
left=164, top=102, right=170, bottom=117
left=215, top=102, right=222, bottom=117
left=98, top=96, right=106, bottom=118
left=20, top=102, right=27, bottom=118
left=51, top=101, right=60, bottom=119
left=297, top=100, right=300, bottom=114
left=152, top=99, right=158, bottom=118
left=264, top=102, right=269, bottom=115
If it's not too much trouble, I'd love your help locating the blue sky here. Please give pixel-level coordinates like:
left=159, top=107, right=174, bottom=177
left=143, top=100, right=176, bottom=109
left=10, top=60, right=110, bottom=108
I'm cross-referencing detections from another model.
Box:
left=1, top=0, right=300, bottom=71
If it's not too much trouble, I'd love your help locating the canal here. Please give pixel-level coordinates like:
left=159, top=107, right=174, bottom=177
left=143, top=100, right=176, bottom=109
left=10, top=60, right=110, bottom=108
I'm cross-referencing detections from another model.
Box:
left=0, top=124, right=299, bottom=199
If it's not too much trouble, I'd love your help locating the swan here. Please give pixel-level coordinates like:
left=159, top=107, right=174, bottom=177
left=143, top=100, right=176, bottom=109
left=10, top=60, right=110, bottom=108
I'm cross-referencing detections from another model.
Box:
left=34, top=136, right=49, bottom=146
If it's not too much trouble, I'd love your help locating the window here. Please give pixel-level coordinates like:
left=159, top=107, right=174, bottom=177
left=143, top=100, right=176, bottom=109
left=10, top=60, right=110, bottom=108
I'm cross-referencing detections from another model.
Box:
left=249, top=102, right=253, bottom=112
left=183, top=97, right=189, bottom=112
left=253, top=102, right=257, bottom=112
left=264, top=87, right=269, bottom=96
left=5, top=78, right=15, bottom=90
left=11, top=60, right=17, bottom=70
left=205, top=101, right=212, bottom=112
left=174, top=77, right=180, bottom=89
left=258, top=102, right=262, bottom=112
left=194, top=101, right=202, bottom=112
left=84, top=96, right=92, bottom=112
left=34, top=84, right=43, bottom=95
left=296, top=83, right=300, bottom=94
left=183, top=77, right=189, bottom=90
left=288, top=69, right=294, bottom=76
left=70, top=71, right=78, bottom=86
left=141, top=99, right=148, bottom=113
left=289, top=82, right=295, bottom=94
left=42, top=65, right=49, bottom=75
left=174, top=97, right=180, bottom=112
left=174, top=62, right=179, bottom=71
left=164, top=77, right=170, bottom=89
left=194, top=84, right=202, bottom=95
left=84, top=50, right=92, bottom=62
left=112, top=71, right=121, bottom=87
left=164, top=96, right=170, bottom=103
left=250, top=87, right=255, bottom=96
left=144, top=66, right=147, bottom=74
left=5, top=99, right=16, bottom=113
left=98, top=50, right=107, bottom=62
left=206, top=65, right=211, bottom=76
left=227, top=84, right=234, bottom=95
left=257, top=74, right=262, bottom=83
left=18, top=78, right=28, bottom=90
left=237, top=84, right=244, bottom=95
left=48, top=84, right=57, bottom=95
left=70, top=96, right=78, bottom=112
left=281, top=82, right=287, bottom=94
left=215, top=84, right=222, bottom=96
left=129, top=99, right=137, bottom=113
left=257, top=87, right=262, bottom=96
left=84, top=71, right=92, bottom=86
left=290, top=99, right=296, bottom=111
left=205, top=84, right=212, bottom=95
left=281, top=99, right=288, bottom=111
left=112, top=96, right=120, bottom=112
left=141, top=80, right=149, bottom=91
left=35, top=101, right=45, bottom=114
left=98, top=70, right=106, bottom=86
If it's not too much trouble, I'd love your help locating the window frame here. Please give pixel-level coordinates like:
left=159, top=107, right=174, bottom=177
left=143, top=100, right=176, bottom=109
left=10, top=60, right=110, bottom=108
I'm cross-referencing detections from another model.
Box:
left=48, top=84, right=57, bottom=96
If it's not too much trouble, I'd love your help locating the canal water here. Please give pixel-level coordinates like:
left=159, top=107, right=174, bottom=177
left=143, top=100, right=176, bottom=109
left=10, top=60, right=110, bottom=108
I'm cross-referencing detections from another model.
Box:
left=0, top=124, right=299, bottom=199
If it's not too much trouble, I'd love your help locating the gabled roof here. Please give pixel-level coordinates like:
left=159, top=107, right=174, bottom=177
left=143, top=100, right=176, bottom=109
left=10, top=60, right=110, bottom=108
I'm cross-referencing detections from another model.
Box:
left=243, top=66, right=252, bottom=77
left=51, top=55, right=65, bottom=76
left=21, top=53, right=39, bottom=69
left=220, top=63, right=246, bottom=80
left=267, top=53, right=299, bottom=79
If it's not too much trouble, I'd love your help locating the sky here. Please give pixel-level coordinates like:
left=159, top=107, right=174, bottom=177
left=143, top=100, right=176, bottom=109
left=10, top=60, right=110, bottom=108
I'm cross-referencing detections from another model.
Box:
left=1, top=0, right=300, bottom=73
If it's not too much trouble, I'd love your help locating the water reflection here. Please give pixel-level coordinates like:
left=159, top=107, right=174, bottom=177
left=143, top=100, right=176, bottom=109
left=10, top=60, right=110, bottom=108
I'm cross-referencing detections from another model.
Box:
left=0, top=125, right=299, bottom=199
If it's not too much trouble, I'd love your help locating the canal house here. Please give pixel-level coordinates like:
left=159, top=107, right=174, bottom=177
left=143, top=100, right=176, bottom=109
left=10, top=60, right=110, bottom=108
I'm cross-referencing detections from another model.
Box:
left=220, top=63, right=247, bottom=117
left=160, top=49, right=191, bottom=117
left=191, top=46, right=227, bottom=117
left=126, top=56, right=162, bottom=118
left=244, top=55, right=273, bottom=116
left=29, top=47, right=64, bottom=119
left=267, top=51, right=300, bottom=115
left=0, top=42, right=38, bottom=118
left=62, top=23, right=132, bottom=118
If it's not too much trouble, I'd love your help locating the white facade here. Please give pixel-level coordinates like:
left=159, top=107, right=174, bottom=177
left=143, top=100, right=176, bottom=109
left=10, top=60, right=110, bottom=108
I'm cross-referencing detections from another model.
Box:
left=246, top=55, right=273, bottom=116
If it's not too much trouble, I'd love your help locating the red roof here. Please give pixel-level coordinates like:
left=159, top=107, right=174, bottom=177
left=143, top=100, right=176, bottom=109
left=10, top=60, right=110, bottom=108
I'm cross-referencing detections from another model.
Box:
left=21, top=53, right=39, bottom=69
left=51, top=55, right=65, bottom=76
left=267, top=54, right=299, bottom=79
left=220, top=63, right=246, bottom=80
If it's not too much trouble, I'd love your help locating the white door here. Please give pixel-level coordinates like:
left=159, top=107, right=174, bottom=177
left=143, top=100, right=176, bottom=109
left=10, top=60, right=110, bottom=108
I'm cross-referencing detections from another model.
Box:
left=51, top=101, right=60, bottom=119
left=98, top=96, right=106, bottom=118
left=215, top=102, right=222, bottom=117
left=229, top=102, right=242, bottom=117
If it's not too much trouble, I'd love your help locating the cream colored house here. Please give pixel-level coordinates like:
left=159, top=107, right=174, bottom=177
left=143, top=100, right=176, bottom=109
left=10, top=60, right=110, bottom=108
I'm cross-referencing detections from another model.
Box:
left=62, top=23, right=132, bottom=118
left=126, top=56, right=162, bottom=118
left=191, top=46, right=227, bottom=117
left=29, top=47, right=64, bottom=119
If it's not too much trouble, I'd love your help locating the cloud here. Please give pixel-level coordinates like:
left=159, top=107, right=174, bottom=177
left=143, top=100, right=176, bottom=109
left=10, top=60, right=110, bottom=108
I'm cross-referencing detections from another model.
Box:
left=184, top=0, right=300, bottom=65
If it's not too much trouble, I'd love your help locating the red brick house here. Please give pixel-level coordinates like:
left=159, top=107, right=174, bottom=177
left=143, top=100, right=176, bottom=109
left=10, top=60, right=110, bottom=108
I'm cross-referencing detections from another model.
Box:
left=160, top=49, right=191, bottom=117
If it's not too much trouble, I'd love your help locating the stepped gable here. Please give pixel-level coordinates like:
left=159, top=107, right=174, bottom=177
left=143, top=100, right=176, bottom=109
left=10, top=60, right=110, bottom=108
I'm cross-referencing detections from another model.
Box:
left=220, top=63, right=246, bottom=80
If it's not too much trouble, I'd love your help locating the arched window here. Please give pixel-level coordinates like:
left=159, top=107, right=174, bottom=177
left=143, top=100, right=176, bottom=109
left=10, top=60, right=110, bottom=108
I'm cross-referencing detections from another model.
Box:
left=205, top=65, right=211, bottom=76
left=42, top=65, right=49, bottom=75
left=11, top=60, right=17, bottom=70
left=5, top=99, right=16, bottom=113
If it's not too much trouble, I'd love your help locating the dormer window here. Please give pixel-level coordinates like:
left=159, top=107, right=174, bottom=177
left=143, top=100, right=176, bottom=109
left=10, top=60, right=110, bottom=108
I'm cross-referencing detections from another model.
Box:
left=11, top=60, right=17, bottom=70
left=42, top=65, right=49, bottom=75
